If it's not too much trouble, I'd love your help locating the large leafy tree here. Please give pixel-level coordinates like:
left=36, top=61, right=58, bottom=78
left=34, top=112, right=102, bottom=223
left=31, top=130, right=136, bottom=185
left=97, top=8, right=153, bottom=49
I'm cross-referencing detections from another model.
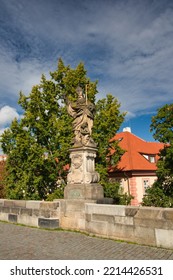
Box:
left=0, top=161, right=6, bottom=198
left=1, top=58, right=125, bottom=200
left=93, top=94, right=128, bottom=203
left=142, top=104, right=173, bottom=207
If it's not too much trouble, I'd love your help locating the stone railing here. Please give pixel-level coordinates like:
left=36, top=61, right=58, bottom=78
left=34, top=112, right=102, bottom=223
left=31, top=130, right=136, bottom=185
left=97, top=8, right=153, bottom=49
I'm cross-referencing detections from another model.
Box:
left=84, top=204, right=173, bottom=249
left=1, top=199, right=173, bottom=249
left=0, top=199, right=59, bottom=228
left=58, top=201, right=173, bottom=250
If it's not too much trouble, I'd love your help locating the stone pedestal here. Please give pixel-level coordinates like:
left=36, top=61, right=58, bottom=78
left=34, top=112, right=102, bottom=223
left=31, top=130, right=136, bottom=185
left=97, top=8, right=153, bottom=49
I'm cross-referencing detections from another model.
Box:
left=64, top=146, right=104, bottom=200
left=64, top=183, right=103, bottom=200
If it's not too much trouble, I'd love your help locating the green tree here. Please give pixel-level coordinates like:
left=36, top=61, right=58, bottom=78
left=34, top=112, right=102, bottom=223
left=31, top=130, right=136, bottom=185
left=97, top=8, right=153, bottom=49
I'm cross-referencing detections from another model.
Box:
left=142, top=104, right=173, bottom=207
left=0, top=161, right=6, bottom=198
left=1, top=58, right=126, bottom=201
left=93, top=95, right=128, bottom=202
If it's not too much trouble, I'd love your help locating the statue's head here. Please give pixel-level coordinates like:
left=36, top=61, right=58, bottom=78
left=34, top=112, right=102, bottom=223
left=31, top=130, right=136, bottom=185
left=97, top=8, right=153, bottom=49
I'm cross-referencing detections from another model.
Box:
left=76, top=86, right=83, bottom=98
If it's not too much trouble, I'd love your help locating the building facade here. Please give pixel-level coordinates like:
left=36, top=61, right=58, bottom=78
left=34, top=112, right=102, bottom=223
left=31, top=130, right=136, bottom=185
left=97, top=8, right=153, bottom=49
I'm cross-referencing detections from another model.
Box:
left=109, top=128, right=165, bottom=206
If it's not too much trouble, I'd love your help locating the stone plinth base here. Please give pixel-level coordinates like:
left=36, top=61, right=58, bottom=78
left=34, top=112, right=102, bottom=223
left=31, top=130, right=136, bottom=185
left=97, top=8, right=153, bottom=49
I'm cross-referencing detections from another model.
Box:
left=64, top=183, right=104, bottom=200
left=57, top=199, right=94, bottom=231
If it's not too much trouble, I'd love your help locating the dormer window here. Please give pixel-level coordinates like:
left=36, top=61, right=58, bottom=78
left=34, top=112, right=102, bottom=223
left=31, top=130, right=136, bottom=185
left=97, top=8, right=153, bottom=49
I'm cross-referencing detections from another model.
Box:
left=142, top=154, right=156, bottom=163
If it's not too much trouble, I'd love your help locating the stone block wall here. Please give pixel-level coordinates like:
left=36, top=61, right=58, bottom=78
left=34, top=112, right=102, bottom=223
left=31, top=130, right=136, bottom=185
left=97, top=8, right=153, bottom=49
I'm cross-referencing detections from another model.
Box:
left=0, top=199, right=173, bottom=249
left=57, top=199, right=96, bottom=231
left=0, top=199, right=60, bottom=228
left=85, top=203, right=173, bottom=249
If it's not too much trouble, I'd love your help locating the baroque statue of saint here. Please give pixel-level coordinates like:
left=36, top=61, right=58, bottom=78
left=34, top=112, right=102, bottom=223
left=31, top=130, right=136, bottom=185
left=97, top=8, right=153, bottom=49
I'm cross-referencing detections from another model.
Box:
left=65, top=86, right=96, bottom=147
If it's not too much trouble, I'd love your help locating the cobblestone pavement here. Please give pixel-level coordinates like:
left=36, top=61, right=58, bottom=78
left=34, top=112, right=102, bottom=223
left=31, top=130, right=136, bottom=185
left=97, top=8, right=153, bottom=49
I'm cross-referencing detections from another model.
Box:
left=0, top=221, right=173, bottom=260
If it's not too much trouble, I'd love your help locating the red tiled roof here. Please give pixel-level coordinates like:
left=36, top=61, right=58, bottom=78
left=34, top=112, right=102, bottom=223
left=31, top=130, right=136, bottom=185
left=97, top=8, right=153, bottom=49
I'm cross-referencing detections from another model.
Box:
left=109, top=131, right=165, bottom=172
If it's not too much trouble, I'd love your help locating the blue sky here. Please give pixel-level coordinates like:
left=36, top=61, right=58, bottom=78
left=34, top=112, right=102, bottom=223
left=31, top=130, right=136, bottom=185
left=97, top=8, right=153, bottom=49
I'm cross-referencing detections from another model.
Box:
left=0, top=0, right=173, bottom=146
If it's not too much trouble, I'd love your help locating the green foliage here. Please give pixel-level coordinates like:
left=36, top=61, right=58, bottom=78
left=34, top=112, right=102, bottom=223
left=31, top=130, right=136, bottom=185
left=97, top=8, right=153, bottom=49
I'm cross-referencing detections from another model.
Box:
left=1, top=58, right=126, bottom=202
left=93, top=94, right=126, bottom=181
left=150, top=104, right=173, bottom=143
left=1, top=59, right=90, bottom=200
left=103, top=181, right=133, bottom=205
left=142, top=182, right=173, bottom=208
left=142, top=103, right=173, bottom=207
left=0, top=162, right=6, bottom=198
left=92, top=95, right=131, bottom=204
left=46, top=183, right=65, bottom=201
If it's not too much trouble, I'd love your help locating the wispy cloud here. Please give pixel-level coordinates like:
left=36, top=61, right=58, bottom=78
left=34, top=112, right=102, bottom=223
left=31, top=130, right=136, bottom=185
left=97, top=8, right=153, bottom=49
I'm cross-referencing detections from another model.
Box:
left=0, top=0, right=173, bottom=138
left=0, top=105, right=20, bottom=128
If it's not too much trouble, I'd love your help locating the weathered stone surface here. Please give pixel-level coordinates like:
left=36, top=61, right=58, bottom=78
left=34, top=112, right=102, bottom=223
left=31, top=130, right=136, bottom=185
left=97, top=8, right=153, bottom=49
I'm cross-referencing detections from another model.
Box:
left=64, top=183, right=103, bottom=200
left=13, top=200, right=26, bottom=208
left=162, top=209, right=173, bottom=220
left=92, top=213, right=115, bottom=224
left=125, top=206, right=139, bottom=217
left=65, top=86, right=96, bottom=148
left=26, top=201, right=41, bottom=209
left=38, top=218, right=59, bottom=229
left=10, top=207, right=20, bottom=215
left=0, top=212, right=8, bottom=221
left=114, top=215, right=134, bottom=225
left=85, top=220, right=108, bottom=236
left=8, top=214, right=17, bottom=223
left=18, top=215, right=38, bottom=227
left=20, top=208, right=32, bottom=216
left=108, top=223, right=134, bottom=240
left=32, top=209, right=40, bottom=217
left=64, top=199, right=87, bottom=212
left=60, top=215, right=85, bottom=230
left=134, top=207, right=161, bottom=219
left=2, top=206, right=11, bottom=213
left=134, top=226, right=156, bottom=246
left=39, top=209, right=51, bottom=218
left=4, top=200, right=14, bottom=207
left=4, top=200, right=26, bottom=208
left=1, top=199, right=173, bottom=249
left=67, top=147, right=100, bottom=185
left=155, top=229, right=173, bottom=249
left=85, top=213, right=92, bottom=222
left=134, top=217, right=167, bottom=229
left=40, top=202, right=59, bottom=210
left=59, top=199, right=87, bottom=231
left=85, top=203, right=126, bottom=216
left=0, top=199, right=5, bottom=206
left=49, top=210, right=59, bottom=218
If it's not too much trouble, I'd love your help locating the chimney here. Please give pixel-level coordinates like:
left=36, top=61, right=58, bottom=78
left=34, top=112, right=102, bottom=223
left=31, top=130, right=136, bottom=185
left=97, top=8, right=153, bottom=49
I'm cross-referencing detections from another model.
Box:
left=123, top=127, right=131, bottom=133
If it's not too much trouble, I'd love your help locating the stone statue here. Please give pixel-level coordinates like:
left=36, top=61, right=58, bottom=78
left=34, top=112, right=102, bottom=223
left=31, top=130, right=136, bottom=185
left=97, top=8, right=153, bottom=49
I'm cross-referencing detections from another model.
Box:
left=65, top=86, right=96, bottom=147
left=63, top=86, right=103, bottom=199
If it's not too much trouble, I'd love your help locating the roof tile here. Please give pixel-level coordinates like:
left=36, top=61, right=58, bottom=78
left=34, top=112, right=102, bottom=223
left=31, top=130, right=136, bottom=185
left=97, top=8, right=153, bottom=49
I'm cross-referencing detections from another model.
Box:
left=109, top=131, right=165, bottom=172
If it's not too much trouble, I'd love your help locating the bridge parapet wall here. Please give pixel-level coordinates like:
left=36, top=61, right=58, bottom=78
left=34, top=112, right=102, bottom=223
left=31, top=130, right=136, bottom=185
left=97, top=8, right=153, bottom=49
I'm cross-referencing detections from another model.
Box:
left=0, top=199, right=60, bottom=228
left=1, top=199, right=173, bottom=249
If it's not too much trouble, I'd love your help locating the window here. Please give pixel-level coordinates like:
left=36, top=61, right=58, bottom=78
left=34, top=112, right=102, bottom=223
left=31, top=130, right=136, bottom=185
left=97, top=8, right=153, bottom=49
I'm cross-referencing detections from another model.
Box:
left=142, top=154, right=156, bottom=163
left=142, top=178, right=150, bottom=192
left=149, top=156, right=155, bottom=163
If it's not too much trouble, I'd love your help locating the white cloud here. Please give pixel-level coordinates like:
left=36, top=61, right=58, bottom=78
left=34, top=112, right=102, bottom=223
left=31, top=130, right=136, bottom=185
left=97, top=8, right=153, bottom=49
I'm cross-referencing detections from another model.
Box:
left=125, top=111, right=136, bottom=120
left=0, top=106, right=20, bottom=128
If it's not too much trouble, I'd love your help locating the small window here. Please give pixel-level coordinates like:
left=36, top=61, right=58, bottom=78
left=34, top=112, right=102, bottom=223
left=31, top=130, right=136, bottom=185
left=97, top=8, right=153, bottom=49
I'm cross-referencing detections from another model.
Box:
left=143, top=154, right=149, bottom=160
left=142, top=154, right=155, bottom=163
left=149, top=156, right=155, bottom=163
left=143, top=178, right=150, bottom=192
